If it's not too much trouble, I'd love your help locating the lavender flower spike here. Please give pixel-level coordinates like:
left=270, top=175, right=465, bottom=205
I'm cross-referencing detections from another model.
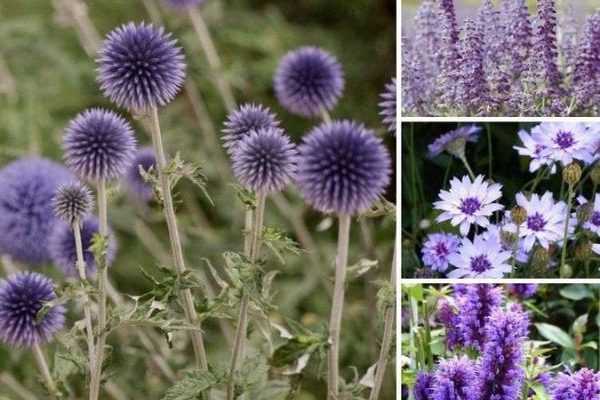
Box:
left=551, top=368, right=600, bottom=400
left=458, top=17, right=489, bottom=114
left=431, top=356, right=479, bottom=400
left=0, top=272, right=65, bottom=347
left=573, top=12, right=600, bottom=111
left=535, top=0, right=563, bottom=99
left=97, top=22, right=186, bottom=111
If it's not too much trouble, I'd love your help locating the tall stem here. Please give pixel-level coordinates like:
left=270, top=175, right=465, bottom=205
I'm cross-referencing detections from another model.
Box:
left=368, top=246, right=396, bottom=400
left=227, top=191, right=267, bottom=400
left=32, top=344, right=58, bottom=399
left=327, top=214, right=351, bottom=400
left=459, top=155, right=476, bottom=180
left=148, top=106, right=209, bottom=371
left=187, top=8, right=236, bottom=112
left=560, top=184, right=574, bottom=271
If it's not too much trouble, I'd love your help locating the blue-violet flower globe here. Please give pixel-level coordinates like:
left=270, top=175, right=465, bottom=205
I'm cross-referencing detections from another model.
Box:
left=222, top=103, right=280, bottom=154
left=53, top=181, right=94, bottom=224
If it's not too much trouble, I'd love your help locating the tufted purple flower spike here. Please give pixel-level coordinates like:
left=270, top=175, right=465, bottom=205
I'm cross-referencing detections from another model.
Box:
left=551, top=368, right=600, bottom=400
left=414, top=371, right=434, bottom=400
left=97, top=22, right=186, bottom=111
left=49, top=217, right=117, bottom=278
left=431, top=356, right=479, bottom=400
left=458, top=17, right=490, bottom=114
left=0, top=272, right=65, bottom=347
left=573, top=12, right=600, bottom=111
left=379, top=78, right=396, bottom=133
left=535, top=0, right=563, bottom=100
left=457, top=284, right=502, bottom=350
left=295, top=120, right=391, bottom=215
left=231, top=128, right=297, bottom=194
left=63, top=108, right=137, bottom=181
left=222, top=103, right=280, bottom=154
left=274, top=46, right=344, bottom=117
left=124, top=147, right=157, bottom=203
left=0, top=158, right=74, bottom=265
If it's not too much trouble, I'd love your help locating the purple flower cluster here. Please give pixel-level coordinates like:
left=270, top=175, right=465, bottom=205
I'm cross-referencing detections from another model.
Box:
left=551, top=369, right=600, bottom=400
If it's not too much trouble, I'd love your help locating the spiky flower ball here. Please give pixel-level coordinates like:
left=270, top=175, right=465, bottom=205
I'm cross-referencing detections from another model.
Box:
left=0, top=158, right=73, bottom=265
left=222, top=103, right=280, bottom=154
left=379, top=78, right=396, bottom=134
left=49, top=217, right=117, bottom=278
left=97, top=22, right=186, bottom=111
left=231, top=128, right=297, bottom=193
left=125, top=147, right=157, bottom=202
left=274, top=46, right=344, bottom=117
left=296, top=120, right=391, bottom=215
left=163, top=0, right=205, bottom=9
left=53, top=182, right=94, bottom=224
left=0, top=272, right=65, bottom=347
left=63, top=108, right=137, bottom=181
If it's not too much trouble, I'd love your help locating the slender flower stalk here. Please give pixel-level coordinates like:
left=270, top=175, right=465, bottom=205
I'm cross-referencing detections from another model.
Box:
left=32, top=344, right=58, bottom=399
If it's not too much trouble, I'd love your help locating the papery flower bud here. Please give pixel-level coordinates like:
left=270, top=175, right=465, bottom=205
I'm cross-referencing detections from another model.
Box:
left=562, top=163, right=582, bottom=185
left=511, top=205, right=528, bottom=225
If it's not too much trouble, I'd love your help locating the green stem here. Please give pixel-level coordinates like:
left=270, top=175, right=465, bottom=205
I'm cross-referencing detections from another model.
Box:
left=486, top=124, right=493, bottom=179
left=459, top=155, right=476, bottom=180
left=32, top=344, right=58, bottom=399
left=560, top=184, right=574, bottom=270
left=408, top=125, right=419, bottom=234
left=442, top=158, right=453, bottom=189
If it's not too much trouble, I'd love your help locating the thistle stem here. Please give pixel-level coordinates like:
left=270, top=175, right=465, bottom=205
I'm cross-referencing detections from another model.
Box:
left=32, top=344, right=58, bottom=399
left=148, top=107, right=209, bottom=372
left=327, top=213, right=351, bottom=400
left=227, top=190, right=267, bottom=400
left=187, top=8, right=236, bottom=112
left=0, top=372, right=37, bottom=400
left=321, top=108, right=332, bottom=124
left=368, top=245, right=396, bottom=400
left=560, top=184, right=574, bottom=271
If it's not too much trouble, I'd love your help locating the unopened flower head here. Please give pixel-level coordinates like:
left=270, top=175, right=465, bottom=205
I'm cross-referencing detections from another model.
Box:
left=231, top=128, right=297, bottom=193
left=63, top=108, right=137, bottom=181
left=0, top=272, right=65, bottom=347
left=97, top=22, right=186, bottom=111
left=421, top=233, right=460, bottom=272
left=379, top=78, right=396, bottom=134
left=222, top=103, right=280, bottom=154
left=447, top=234, right=512, bottom=278
left=53, top=181, right=94, bottom=224
left=0, top=158, right=73, bottom=265
left=274, top=46, right=344, bottom=117
left=427, top=125, right=481, bottom=158
left=125, top=147, right=156, bottom=203
left=295, top=120, right=391, bottom=215
left=434, top=175, right=504, bottom=236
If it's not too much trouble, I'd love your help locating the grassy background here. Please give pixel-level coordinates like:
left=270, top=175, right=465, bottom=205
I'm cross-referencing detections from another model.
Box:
left=0, top=0, right=396, bottom=398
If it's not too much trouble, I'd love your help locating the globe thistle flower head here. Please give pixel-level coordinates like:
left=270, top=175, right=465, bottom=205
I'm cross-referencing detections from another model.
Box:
left=421, top=233, right=460, bottom=272
left=427, top=125, right=482, bottom=158
left=274, top=46, right=344, bottom=117
left=49, top=217, right=117, bottom=278
left=63, top=108, right=137, bottom=181
left=379, top=78, right=396, bottom=134
left=97, top=22, right=186, bottom=111
left=163, top=0, right=205, bottom=9
left=0, top=158, right=74, bottom=265
left=513, top=128, right=556, bottom=174
left=507, top=284, right=538, bottom=299
left=222, top=103, right=280, bottom=154
left=431, top=356, right=479, bottom=400
left=447, top=234, right=512, bottom=278
left=53, top=181, right=94, bottom=224
left=296, top=120, right=391, bottom=215
left=551, top=369, right=600, bottom=400
left=0, top=272, right=65, bottom=347
left=434, top=175, right=504, bottom=236
left=125, top=147, right=157, bottom=203
left=231, top=128, right=297, bottom=194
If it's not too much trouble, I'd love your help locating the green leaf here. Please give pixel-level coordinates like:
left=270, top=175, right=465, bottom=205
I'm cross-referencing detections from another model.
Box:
left=559, top=284, right=593, bottom=301
left=535, top=323, right=575, bottom=349
left=530, top=383, right=550, bottom=400
left=162, top=370, right=220, bottom=400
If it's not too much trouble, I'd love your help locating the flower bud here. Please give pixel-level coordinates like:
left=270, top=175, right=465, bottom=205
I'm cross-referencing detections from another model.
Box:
left=577, top=203, right=593, bottom=224
left=531, top=247, right=550, bottom=269
left=560, top=263, right=573, bottom=278
left=562, top=163, right=582, bottom=186
left=591, top=164, right=600, bottom=186
left=511, top=206, right=527, bottom=225
left=575, top=241, right=592, bottom=261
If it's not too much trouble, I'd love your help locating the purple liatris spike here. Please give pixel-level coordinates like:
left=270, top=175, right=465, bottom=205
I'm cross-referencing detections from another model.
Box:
left=507, top=284, right=538, bottom=299
left=573, top=12, right=600, bottom=111
left=124, top=147, right=157, bottom=203
left=231, top=128, right=297, bottom=194
left=478, top=306, right=529, bottom=400
left=379, top=78, right=396, bottom=134
left=457, top=284, right=502, bottom=350
left=551, top=368, right=600, bottom=400
left=53, top=181, right=94, bottom=224
left=431, top=356, right=479, bottom=400
left=535, top=0, right=563, bottom=99
left=222, top=103, right=280, bottom=154
left=97, top=22, right=186, bottom=111
left=0, top=158, right=74, bottom=265
left=274, top=46, right=344, bottom=117
left=49, top=217, right=117, bottom=278
left=414, top=371, right=434, bottom=400
left=295, top=120, right=391, bottom=215
left=0, top=272, right=65, bottom=347
left=63, top=108, right=137, bottom=181
left=458, top=17, right=490, bottom=114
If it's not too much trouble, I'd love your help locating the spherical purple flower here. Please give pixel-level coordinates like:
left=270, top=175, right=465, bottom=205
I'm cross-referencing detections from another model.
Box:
left=222, top=103, right=280, bottom=154
left=53, top=181, right=94, bottom=224
left=427, top=126, right=482, bottom=158
left=0, top=158, right=74, bottom=265
left=163, top=0, right=205, bottom=9
left=431, top=356, right=479, bottom=400
left=49, top=217, right=117, bottom=278
left=274, top=46, right=344, bottom=117
left=457, top=284, right=502, bottom=350
left=0, top=272, right=65, bottom=347
left=295, top=120, right=391, bottom=215
left=97, top=22, right=186, bottom=111
left=507, top=284, right=538, bottom=299
left=63, top=108, right=137, bottom=181
left=551, top=369, right=600, bottom=400
left=379, top=78, right=396, bottom=134
left=231, top=128, right=297, bottom=194
left=421, top=233, right=460, bottom=272
left=124, top=147, right=156, bottom=203
left=414, top=371, right=434, bottom=400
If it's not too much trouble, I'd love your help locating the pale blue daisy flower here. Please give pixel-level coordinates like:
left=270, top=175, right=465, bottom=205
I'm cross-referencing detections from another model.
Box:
left=447, top=233, right=512, bottom=278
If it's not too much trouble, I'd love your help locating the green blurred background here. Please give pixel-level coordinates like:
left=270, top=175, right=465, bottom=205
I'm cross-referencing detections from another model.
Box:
left=0, top=0, right=396, bottom=398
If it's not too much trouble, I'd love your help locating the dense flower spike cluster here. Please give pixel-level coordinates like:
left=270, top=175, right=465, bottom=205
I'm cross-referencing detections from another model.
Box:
left=431, top=356, right=479, bottom=400
left=0, top=158, right=74, bottom=265
left=551, top=369, right=600, bottom=400
left=53, top=182, right=94, bottom=224
left=403, top=1, right=600, bottom=116
left=0, top=272, right=65, bottom=347
left=418, top=123, right=600, bottom=278
left=124, top=147, right=157, bottom=203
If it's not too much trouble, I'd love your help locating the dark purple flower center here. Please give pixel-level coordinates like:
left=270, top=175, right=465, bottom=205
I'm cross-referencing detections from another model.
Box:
left=591, top=212, right=600, bottom=226
left=534, top=144, right=546, bottom=156
left=554, top=131, right=575, bottom=150
left=460, top=197, right=481, bottom=215
left=470, top=255, right=492, bottom=273
left=527, top=213, right=546, bottom=231
left=434, top=242, right=449, bottom=257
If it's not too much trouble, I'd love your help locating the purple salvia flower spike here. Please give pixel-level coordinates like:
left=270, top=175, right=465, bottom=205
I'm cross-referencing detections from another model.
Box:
left=431, top=356, right=479, bottom=400
left=458, top=17, right=490, bottom=115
